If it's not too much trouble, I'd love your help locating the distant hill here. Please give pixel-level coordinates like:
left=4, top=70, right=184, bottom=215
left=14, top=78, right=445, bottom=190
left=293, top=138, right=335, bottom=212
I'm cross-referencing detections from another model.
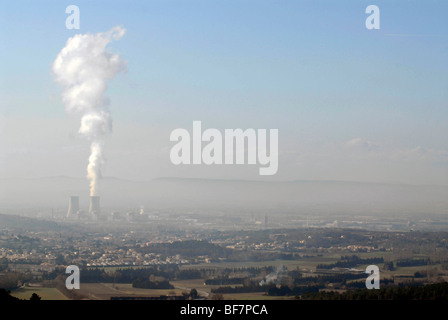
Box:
left=0, top=213, right=62, bottom=232
left=0, top=176, right=447, bottom=216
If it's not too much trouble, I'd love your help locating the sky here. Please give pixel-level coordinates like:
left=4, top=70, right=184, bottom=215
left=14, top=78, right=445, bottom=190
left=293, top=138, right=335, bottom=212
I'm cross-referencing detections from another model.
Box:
left=0, top=0, right=447, bottom=186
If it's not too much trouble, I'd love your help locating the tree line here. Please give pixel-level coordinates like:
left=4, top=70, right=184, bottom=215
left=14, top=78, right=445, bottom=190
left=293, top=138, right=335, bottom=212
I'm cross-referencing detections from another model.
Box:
left=317, top=255, right=384, bottom=269
left=72, top=265, right=277, bottom=284
left=300, top=282, right=448, bottom=300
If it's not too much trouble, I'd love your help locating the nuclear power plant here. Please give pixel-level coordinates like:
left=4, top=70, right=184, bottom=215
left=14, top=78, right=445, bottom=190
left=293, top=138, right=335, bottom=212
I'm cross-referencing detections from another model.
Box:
left=66, top=196, right=79, bottom=218
left=65, top=195, right=153, bottom=222
left=89, top=196, right=101, bottom=214
left=66, top=195, right=102, bottom=220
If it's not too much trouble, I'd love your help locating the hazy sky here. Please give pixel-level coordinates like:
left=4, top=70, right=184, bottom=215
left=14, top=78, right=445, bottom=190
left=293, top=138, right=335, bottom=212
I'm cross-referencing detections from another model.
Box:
left=0, top=0, right=447, bottom=185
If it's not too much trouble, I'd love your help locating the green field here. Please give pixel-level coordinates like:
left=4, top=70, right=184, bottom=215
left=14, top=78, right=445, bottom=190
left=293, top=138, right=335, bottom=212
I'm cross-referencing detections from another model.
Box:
left=171, top=279, right=208, bottom=290
left=11, top=286, right=68, bottom=300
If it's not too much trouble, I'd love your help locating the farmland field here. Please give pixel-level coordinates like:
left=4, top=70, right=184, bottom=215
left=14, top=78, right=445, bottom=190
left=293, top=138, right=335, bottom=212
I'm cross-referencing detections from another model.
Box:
left=76, top=283, right=186, bottom=300
left=11, top=286, right=68, bottom=300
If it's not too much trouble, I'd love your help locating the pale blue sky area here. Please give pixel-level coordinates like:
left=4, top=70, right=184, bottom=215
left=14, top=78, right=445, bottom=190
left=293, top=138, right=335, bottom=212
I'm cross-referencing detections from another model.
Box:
left=0, top=0, right=447, bottom=184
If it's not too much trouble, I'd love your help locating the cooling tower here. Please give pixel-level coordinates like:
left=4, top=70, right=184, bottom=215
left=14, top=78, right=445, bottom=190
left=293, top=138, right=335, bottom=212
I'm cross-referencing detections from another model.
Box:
left=67, top=196, right=79, bottom=218
left=89, top=196, right=100, bottom=214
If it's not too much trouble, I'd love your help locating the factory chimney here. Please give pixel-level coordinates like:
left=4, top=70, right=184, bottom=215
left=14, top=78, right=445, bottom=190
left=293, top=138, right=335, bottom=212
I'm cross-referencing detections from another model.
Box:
left=67, top=196, right=79, bottom=218
left=89, top=196, right=100, bottom=214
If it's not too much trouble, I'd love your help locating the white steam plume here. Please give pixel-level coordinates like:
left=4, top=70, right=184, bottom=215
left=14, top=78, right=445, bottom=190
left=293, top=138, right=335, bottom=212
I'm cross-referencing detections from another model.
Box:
left=53, top=26, right=126, bottom=196
left=259, top=266, right=284, bottom=286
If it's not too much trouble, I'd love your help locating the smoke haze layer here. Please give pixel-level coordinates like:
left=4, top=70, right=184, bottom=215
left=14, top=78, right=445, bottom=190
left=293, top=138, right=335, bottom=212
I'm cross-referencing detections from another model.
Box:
left=53, top=26, right=126, bottom=196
